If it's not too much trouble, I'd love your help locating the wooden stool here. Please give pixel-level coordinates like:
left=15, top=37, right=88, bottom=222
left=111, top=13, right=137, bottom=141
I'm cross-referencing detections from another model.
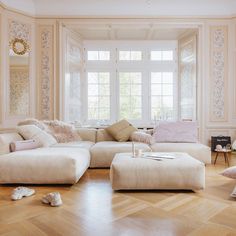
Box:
left=214, top=149, right=231, bottom=166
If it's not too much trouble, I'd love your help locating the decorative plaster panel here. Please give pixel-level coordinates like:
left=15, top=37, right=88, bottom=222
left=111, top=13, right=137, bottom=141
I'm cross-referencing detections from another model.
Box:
left=9, top=67, right=29, bottom=116
left=209, top=26, right=228, bottom=122
left=9, top=20, right=31, bottom=45
left=37, top=25, right=54, bottom=120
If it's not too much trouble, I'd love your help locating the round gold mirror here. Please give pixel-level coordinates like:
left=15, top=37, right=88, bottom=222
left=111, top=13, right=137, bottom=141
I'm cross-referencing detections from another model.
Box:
left=10, top=38, right=29, bottom=55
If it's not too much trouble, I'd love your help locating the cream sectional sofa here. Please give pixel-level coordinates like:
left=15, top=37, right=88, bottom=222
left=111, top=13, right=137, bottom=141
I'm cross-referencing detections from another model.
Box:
left=0, top=127, right=211, bottom=184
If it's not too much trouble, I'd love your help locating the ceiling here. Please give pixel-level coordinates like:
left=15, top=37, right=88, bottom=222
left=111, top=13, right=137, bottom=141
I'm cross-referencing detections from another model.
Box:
left=1, top=0, right=236, bottom=17
left=70, top=25, right=196, bottom=40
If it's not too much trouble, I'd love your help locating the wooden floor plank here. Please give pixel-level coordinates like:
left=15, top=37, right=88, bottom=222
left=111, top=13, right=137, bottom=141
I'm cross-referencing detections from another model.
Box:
left=0, top=153, right=235, bottom=235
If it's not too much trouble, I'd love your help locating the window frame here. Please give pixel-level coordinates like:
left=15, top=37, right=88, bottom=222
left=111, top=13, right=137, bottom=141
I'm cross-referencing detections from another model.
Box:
left=83, top=40, right=178, bottom=126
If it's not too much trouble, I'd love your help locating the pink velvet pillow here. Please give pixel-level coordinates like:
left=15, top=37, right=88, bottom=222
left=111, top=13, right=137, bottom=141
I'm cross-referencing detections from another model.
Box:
left=221, top=166, right=236, bottom=179
left=153, top=121, right=198, bottom=143
left=131, top=131, right=155, bottom=145
left=10, top=139, right=40, bottom=152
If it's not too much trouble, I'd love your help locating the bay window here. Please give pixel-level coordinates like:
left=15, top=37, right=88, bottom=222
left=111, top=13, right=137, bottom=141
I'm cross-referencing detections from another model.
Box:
left=77, top=41, right=178, bottom=125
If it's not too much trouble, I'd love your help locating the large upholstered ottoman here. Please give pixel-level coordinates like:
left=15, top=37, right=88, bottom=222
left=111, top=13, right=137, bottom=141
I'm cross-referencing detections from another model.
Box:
left=110, top=152, right=205, bottom=191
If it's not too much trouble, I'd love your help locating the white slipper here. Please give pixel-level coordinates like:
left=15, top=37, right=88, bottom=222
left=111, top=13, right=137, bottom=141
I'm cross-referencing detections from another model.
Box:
left=42, top=192, right=62, bottom=207
left=11, top=187, right=35, bottom=201
left=231, top=185, right=236, bottom=198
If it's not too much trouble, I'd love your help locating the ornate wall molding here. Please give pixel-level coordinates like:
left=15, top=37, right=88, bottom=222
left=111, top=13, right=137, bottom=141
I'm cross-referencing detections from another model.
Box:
left=37, top=25, right=54, bottom=120
left=209, top=26, right=228, bottom=122
left=9, top=20, right=31, bottom=45
left=9, top=66, right=29, bottom=116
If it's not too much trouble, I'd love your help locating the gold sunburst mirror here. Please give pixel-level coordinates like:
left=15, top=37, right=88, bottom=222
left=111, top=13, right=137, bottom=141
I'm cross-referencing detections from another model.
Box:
left=9, top=38, right=29, bottom=55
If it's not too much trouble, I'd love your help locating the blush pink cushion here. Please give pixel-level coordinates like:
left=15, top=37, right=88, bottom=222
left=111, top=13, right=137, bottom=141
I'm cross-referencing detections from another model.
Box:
left=131, top=131, right=155, bottom=145
left=10, top=140, right=40, bottom=152
left=221, top=166, right=236, bottom=179
left=153, top=121, right=198, bottom=143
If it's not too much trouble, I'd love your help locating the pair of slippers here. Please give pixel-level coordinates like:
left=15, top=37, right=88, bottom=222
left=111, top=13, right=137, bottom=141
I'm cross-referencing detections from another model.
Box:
left=11, top=187, right=62, bottom=207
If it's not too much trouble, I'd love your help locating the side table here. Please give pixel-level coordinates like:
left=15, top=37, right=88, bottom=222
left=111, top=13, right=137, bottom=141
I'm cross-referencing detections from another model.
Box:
left=214, top=149, right=231, bottom=166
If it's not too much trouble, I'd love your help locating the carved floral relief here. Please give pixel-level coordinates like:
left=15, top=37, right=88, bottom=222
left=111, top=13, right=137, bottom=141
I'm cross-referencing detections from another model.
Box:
left=10, top=68, right=29, bottom=116
left=210, top=26, right=228, bottom=121
left=40, top=27, right=53, bottom=119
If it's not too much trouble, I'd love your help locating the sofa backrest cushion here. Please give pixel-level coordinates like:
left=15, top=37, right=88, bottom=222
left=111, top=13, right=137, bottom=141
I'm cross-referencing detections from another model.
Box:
left=77, top=128, right=97, bottom=143
left=0, top=133, right=23, bottom=155
left=96, top=129, right=115, bottom=142
left=17, top=125, right=57, bottom=147
left=153, top=121, right=198, bottom=143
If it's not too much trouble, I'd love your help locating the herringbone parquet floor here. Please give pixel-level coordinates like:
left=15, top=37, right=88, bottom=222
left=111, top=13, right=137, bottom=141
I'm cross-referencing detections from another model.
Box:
left=1, top=154, right=236, bottom=236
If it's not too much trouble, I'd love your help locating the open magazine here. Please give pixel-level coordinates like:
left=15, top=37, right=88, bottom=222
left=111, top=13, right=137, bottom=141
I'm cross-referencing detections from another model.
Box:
left=142, top=152, right=177, bottom=161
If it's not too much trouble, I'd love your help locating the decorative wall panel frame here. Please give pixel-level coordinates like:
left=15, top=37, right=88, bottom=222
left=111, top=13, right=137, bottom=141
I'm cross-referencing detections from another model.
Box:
left=209, top=25, right=228, bottom=122
left=0, top=8, right=2, bottom=124
left=7, top=19, right=31, bottom=117
left=37, top=24, right=55, bottom=120
left=179, top=34, right=197, bottom=121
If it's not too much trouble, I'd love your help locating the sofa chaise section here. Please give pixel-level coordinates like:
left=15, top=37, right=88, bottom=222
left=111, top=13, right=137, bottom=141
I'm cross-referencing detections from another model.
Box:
left=151, top=142, right=211, bottom=164
left=0, top=147, right=90, bottom=184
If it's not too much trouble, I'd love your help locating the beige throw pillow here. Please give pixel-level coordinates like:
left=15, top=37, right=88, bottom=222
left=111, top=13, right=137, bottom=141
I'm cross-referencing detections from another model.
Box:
left=18, top=125, right=57, bottom=147
left=106, top=119, right=137, bottom=142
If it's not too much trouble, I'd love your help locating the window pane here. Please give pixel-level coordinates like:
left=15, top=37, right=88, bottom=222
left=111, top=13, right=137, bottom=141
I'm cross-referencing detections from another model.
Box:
left=151, top=108, right=161, bottom=119
left=151, top=84, right=161, bottom=95
left=99, top=108, right=110, bottom=119
left=99, top=85, right=109, bottom=95
left=119, top=51, right=130, bottom=60
left=87, top=72, right=110, bottom=120
left=163, top=72, right=173, bottom=83
left=130, top=51, right=142, bottom=60
left=99, top=51, right=110, bottom=60
left=130, top=72, right=142, bottom=83
left=119, top=51, right=142, bottom=61
left=99, top=73, right=110, bottom=83
left=88, top=96, right=99, bottom=107
left=151, top=51, right=162, bottom=60
left=88, top=84, right=98, bottom=96
left=151, top=72, right=174, bottom=120
left=88, top=51, right=98, bottom=60
left=131, top=84, right=142, bottom=95
left=88, top=51, right=110, bottom=61
left=100, top=96, right=110, bottom=107
left=151, top=96, right=161, bottom=107
left=163, top=96, right=173, bottom=107
left=88, top=72, right=98, bottom=83
left=163, top=51, right=173, bottom=61
left=131, top=96, right=142, bottom=108
left=120, top=84, right=130, bottom=95
left=119, top=72, right=130, bottom=83
left=163, top=84, right=173, bottom=96
left=151, top=72, right=162, bottom=83
left=119, top=72, right=142, bottom=120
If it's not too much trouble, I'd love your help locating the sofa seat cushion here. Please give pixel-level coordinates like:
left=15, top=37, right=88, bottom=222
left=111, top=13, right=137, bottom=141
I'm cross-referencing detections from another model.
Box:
left=52, top=141, right=94, bottom=150
left=151, top=143, right=211, bottom=164
left=90, top=141, right=152, bottom=168
left=0, top=148, right=90, bottom=184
